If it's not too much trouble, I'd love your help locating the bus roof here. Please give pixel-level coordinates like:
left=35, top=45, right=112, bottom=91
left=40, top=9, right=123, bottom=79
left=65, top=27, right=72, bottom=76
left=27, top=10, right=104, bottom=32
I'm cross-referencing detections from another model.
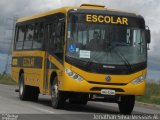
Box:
left=17, top=4, right=139, bottom=23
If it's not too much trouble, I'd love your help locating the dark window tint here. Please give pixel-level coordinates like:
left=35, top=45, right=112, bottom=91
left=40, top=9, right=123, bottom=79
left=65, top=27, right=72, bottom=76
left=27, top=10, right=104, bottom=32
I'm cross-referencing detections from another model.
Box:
left=16, top=26, right=25, bottom=50
left=47, top=22, right=65, bottom=61
left=33, top=23, right=44, bottom=49
left=23, top=24, right=34, bottom=49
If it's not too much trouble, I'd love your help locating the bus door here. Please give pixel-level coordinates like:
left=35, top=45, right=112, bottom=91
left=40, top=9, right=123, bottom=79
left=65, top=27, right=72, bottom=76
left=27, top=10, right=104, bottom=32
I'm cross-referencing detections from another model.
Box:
left=43, top=24, right=50, bottom=94
left=43, top=21, right=65, bottom=94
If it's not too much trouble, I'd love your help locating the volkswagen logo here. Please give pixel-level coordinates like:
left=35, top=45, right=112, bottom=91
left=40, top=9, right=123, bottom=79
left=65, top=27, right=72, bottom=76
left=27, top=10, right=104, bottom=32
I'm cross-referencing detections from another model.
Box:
left=105, top=76, right=111, bottom=82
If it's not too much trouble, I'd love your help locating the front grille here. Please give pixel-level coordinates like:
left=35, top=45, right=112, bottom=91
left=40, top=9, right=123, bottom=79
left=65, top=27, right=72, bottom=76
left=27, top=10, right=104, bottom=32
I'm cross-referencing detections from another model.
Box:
left=90, top=87, right=125, bottom=92
left=88, top=81, right=127, bottom=86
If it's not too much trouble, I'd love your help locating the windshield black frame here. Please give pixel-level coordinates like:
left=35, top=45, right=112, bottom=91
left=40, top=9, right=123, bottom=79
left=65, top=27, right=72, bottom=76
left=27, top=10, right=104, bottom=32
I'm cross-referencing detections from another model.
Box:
left=65, top=10, right=147, bottom=75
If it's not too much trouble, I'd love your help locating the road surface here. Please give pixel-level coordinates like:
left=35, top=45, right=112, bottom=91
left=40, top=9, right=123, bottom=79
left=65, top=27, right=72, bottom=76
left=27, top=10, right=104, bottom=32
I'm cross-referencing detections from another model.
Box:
left=0, top=84, right=159, bottom=120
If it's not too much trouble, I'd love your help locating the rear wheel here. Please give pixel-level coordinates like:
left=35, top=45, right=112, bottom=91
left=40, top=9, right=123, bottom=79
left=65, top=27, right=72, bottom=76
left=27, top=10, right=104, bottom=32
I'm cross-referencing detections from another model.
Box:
left=30, top=87, right=39, bottom=102
left=51, top=77, right=66, bottom=109
left=19, top=73, right=39, bottom=101
left=19, top=73, right=28, bottom=100
left=118, top=95, right=135, bottom=114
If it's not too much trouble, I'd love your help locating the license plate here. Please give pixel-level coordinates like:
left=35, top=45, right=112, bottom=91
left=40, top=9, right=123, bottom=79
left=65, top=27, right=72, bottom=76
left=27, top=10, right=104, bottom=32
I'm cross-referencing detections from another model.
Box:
left=101, top=89, right=115, bottom=95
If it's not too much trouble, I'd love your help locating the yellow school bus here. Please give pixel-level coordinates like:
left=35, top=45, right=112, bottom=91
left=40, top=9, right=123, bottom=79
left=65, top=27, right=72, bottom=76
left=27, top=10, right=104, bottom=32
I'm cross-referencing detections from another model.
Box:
left=12, top=4, right=151, bottom=114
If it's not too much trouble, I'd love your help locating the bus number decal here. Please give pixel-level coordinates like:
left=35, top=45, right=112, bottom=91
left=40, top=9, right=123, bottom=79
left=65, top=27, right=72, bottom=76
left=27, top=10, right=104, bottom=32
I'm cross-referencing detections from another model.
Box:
left=23, top=58, right=35, bottom=67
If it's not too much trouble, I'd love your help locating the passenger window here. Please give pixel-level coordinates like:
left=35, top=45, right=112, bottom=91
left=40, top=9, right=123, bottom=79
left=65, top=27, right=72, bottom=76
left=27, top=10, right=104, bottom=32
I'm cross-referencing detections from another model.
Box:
left=48, top=22, right=65, bottom=61
left=33, top=23, right=44, bottom=49
left=24, top=24, right=34, bottom=49
left=48, top=23, right=56, bottom=51
left=16, top=26, right=25, bottom=50
left=55, top=22, right=64, bottom=53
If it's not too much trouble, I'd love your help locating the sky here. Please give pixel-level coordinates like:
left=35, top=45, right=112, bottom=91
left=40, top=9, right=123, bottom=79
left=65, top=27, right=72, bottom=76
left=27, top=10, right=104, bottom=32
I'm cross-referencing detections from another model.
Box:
left=0, top=0, right=159, bottom=80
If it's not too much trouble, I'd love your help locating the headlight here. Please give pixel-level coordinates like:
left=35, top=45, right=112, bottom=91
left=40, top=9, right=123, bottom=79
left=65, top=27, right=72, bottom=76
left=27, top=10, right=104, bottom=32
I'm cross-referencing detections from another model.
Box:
left=132, top=74, right=146, bottom=85
left=65, top=68, right=84, bottom=81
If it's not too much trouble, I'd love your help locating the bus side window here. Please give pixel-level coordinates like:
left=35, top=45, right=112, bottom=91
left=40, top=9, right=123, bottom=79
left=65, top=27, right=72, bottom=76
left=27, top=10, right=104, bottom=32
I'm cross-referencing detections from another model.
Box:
left=15, top=26, right=25, bottom=50
left=33, top=23, right=44, bottom=49
left=14, top=26, right=18, bottom=50
left=23, top=24, right=34, bottom=49
left=49, top=22, right=65, bottom=61
left=49, top=23, right=56, bottom=51
left=55, top=22, right=65, bottom=60
left=55, top=22, right=64, bottom=52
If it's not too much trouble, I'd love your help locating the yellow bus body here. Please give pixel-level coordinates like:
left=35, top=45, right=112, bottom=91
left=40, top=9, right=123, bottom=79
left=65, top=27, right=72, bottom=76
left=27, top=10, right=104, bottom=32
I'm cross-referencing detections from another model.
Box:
left=12, top=5, right=147, bottom=97
left=12, top=50, right=147, bottom=96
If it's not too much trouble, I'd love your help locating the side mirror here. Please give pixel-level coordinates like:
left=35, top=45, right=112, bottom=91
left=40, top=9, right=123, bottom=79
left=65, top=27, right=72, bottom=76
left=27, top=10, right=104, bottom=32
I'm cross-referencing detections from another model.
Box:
left=145, top=29, right=151, bottom=44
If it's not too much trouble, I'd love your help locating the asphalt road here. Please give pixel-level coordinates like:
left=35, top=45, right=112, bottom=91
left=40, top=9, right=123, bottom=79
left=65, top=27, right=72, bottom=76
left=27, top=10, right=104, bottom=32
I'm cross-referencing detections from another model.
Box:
left=0, top=84, right=160, bottom=120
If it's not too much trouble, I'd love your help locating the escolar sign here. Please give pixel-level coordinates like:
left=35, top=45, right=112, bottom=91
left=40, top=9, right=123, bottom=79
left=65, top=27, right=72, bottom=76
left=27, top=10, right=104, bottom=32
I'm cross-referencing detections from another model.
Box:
left=86, top=14, right=128, bottom=25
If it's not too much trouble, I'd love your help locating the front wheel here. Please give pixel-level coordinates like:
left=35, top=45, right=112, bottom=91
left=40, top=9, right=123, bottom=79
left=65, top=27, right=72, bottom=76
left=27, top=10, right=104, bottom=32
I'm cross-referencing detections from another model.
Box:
left=51, top=77, right=66, bottom=109
left=118, top=95, right=135, bottom=115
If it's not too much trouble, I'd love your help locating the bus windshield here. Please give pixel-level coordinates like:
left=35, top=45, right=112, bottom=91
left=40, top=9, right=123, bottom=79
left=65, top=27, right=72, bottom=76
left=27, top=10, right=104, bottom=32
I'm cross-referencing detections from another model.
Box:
left=66, top=14, right=147, bottom=65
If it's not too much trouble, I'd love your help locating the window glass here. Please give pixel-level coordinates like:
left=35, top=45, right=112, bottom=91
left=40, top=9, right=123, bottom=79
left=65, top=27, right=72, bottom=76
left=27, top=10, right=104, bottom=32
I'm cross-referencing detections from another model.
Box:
left=15, top=42, right=23, bottom=50
left=17, top=26, right=25, bottom=42
left=15, top=26, right=25, bottom=50
left=48, top=22, right=65, bottom=60
left=24, top=24, right=34, bottom=49
left=67, top=14, right=147, bottom=65
left=49, top=24, right=56, bottom=51
left=33, top=23, right=44, bottom=49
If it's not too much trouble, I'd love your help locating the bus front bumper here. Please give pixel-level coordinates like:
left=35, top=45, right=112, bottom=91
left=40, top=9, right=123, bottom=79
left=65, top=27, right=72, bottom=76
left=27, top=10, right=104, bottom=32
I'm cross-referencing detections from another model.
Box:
left=59, top=75, right=146, bottom=96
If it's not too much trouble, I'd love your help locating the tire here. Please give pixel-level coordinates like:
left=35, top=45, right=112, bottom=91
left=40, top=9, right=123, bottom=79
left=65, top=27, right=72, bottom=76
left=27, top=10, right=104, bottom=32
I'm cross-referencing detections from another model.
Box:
left=51, top=76, right=66, bottom=109
left=118, top=95, right=135, bottom=115
left=69, top=94, right=88, bottom=105
left=30, top=87, right=39, bottom=102
left=19, top=73, right=39, bottom=101
left=19, top=73, right=29, bottom=100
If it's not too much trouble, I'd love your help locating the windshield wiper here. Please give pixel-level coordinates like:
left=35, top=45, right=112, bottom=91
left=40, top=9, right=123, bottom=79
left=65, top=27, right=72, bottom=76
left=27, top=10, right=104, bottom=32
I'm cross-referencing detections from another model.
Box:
left=84, top=55, right=97, bottom=67
left=110, top=47, right=133, bottom=72
left=85, top=58, right=95, bottom=67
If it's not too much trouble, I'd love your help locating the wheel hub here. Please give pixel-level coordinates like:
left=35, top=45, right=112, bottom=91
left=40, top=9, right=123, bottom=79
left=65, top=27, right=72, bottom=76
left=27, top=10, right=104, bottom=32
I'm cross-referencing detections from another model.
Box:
left=52, top=83, right=58, bottom=98
left=20, top=81, right=23, bottom=95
